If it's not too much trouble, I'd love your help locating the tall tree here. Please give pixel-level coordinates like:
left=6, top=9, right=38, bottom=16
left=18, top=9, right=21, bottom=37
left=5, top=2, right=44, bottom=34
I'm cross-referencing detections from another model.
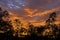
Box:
left=0, top=7, right=12, bottom=33
left=46, top=12, right=57, bottom=26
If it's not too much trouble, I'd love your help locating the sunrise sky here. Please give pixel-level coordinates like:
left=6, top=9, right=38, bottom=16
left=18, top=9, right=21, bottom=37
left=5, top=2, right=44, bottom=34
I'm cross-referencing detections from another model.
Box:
left=0, top=0, right=60, bottom=26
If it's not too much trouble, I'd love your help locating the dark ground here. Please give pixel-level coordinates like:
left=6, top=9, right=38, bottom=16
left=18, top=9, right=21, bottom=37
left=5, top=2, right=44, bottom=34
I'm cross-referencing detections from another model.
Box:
left=0, top=33, right=60, bottom=40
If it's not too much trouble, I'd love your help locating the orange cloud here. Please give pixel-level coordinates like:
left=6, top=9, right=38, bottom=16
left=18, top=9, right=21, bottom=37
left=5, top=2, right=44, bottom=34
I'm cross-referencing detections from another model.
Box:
left=34, top=7, right=60, bottom=17
left=24, top=7, right=38, bottom=17
left=28, top=20, right=46, bottom=26
left=24, top=7, right=60, bottom=17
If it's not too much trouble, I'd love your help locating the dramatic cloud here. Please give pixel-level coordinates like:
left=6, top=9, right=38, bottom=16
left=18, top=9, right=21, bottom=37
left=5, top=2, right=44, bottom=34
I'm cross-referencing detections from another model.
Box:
left=0, top=0, right=60, bottom=26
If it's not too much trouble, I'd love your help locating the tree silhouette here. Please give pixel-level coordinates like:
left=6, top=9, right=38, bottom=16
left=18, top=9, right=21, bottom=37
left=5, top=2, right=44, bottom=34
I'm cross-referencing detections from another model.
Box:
left=0, top=7, right=14, bottom=40
left=3, top=10, right=9, bottom=16
left=46, top=12, right=57, bottom=27
left=28, top=23, right=34, bottom=34
left=0, top=7, right=2, bottom=11
left=0, top=7, right=60, bottom=40
left=34, top=26, right=45, bottom=36
left=0, top=7, right=12, bottom=33
left=43, top=12, right=60, bottom=39
left=49, top=12, right=56, bottom=18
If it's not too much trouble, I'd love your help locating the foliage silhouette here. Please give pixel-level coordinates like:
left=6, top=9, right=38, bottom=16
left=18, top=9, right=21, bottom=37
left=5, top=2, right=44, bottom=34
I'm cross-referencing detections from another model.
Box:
left=0, top=7, right=60, bottom=40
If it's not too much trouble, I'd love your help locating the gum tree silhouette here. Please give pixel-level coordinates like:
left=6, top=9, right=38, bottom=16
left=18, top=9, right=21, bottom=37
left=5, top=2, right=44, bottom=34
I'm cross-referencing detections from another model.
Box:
left=43, top=12, right=60, bottom=39
left=0, top=8, right=12, bottom=32
left=46, top=12, right=57, bottom=28
left=0, top=7, right=13, bottom=40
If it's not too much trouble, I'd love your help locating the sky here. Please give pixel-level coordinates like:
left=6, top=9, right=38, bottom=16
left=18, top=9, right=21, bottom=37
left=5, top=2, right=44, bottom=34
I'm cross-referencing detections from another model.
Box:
left=0, top=0, right=60, bottom=25
left=0, top=0, right=60, bottom=10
